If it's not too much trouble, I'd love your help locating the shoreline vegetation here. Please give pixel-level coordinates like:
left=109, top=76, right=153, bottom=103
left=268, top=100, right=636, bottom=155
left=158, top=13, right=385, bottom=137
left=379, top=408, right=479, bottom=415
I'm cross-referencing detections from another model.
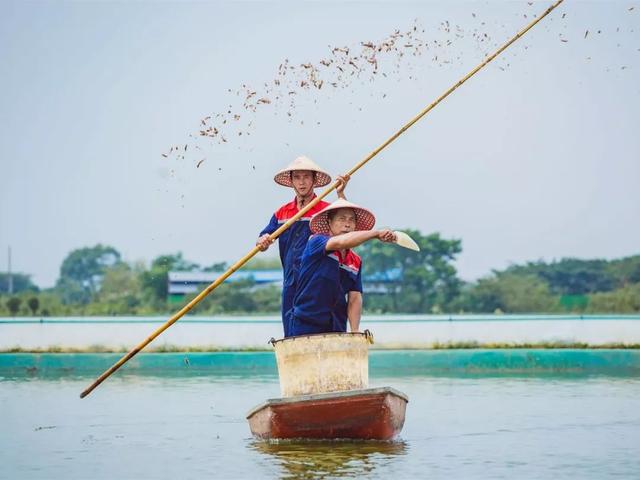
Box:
left=1, top=239, right=639, bottom=316
left=3, top=342, right=640, bottom=354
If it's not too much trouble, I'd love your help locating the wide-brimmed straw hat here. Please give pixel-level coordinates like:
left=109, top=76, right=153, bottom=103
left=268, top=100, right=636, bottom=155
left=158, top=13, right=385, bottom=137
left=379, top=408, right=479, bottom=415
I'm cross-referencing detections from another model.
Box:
left=310, top=198, right=376, bottom=235
left=274, top=156, right=332, bottom=188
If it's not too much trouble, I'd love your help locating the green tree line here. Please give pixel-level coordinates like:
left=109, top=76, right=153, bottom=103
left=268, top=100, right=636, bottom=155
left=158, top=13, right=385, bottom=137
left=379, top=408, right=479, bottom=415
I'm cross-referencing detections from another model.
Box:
left=1, top=234, right=639, bottom=316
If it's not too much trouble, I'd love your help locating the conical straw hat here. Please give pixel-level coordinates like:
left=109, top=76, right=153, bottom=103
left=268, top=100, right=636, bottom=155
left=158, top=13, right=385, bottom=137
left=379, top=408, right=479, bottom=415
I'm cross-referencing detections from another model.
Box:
left=273, top=156, right=332, bottom=188
left=310, top=198, right=376, bottom=235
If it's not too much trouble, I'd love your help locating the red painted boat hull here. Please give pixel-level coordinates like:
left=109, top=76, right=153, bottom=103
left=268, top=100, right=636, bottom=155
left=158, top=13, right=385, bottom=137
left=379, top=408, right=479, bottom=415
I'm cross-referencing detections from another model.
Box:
left=246, top=387, right=408, bottom=440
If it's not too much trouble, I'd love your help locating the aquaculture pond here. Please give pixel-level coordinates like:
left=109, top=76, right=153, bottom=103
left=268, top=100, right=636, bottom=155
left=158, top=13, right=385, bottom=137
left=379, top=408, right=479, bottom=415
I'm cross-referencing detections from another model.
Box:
left=2, top=351, right=640, bottom=479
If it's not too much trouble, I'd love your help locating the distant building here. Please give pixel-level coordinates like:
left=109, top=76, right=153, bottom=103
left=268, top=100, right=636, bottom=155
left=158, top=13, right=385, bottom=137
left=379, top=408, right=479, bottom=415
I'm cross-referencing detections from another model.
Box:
left=167, top=270, right=283, bottom=304
left=167, top=268, right=403, bottom=303
left=362, top=268, right=403, bottom=293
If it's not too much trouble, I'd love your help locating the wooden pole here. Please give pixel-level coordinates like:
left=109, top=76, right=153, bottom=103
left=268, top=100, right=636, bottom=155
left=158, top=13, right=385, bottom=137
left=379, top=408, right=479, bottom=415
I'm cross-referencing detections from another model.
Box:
left=80, top=0, right=564, bottom=398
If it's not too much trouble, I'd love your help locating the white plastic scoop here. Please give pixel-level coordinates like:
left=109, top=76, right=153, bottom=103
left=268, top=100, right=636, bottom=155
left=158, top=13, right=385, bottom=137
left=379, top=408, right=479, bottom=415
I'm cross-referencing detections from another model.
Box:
left=393, top=231, right=420, bottom=251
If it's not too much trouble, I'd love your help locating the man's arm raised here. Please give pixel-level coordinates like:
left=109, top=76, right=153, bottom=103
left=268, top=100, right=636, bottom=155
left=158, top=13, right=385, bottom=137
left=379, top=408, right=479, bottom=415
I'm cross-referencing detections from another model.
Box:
left=325, top=229, right=396, bottom=252
left=335, top=174, right=350, bottom=200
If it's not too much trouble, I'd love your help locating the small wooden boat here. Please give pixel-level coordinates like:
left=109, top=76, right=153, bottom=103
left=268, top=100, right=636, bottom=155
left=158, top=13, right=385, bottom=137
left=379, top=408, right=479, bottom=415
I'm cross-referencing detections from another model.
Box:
left=247, top=386, right=408, bottom=440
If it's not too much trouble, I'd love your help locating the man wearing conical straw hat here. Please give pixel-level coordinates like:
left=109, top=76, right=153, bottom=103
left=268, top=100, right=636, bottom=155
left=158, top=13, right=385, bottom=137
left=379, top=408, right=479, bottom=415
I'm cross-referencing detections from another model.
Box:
left=256, top=156, right=350, bottom=336
left=288, top=198, right=396, bottom=337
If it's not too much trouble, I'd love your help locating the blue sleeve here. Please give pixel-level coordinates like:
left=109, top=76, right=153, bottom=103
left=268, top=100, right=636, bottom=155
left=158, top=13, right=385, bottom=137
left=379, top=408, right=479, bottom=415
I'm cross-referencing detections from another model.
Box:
left=305, top=234, right=329, bottom=260
left=353, top=268, right=363, bottom=293
left=259, top=214, right=278, bottom=236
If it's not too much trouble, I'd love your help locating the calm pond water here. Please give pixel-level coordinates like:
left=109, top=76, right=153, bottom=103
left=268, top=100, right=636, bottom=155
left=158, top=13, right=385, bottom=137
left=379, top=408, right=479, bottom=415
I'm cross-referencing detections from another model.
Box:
left=2, top=369, right=640, bottom=479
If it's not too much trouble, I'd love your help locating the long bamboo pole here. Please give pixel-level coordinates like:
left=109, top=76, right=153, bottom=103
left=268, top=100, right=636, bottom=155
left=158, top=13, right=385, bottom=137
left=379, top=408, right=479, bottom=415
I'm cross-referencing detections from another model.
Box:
left=80, top=0, right=564, bottom=398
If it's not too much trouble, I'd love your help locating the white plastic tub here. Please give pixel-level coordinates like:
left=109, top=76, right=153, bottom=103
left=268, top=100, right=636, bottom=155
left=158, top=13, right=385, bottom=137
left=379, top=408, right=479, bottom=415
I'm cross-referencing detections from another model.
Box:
left=272, top=332, right=372, bottom=397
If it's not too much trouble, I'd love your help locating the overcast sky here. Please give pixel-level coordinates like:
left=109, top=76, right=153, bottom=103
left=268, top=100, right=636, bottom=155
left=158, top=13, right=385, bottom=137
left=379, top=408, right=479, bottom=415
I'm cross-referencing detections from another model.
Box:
left=1, top=0, right=639, bottom=288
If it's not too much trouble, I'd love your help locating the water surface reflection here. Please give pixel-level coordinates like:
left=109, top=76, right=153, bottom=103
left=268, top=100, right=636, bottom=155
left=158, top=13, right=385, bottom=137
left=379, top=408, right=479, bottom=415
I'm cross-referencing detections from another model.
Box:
left=250, top=439, right=408, bottom=478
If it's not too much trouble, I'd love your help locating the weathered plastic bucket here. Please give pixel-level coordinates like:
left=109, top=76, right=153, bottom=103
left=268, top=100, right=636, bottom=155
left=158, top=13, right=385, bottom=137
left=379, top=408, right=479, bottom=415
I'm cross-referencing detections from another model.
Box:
left=271, top=331, right=373, bottom=397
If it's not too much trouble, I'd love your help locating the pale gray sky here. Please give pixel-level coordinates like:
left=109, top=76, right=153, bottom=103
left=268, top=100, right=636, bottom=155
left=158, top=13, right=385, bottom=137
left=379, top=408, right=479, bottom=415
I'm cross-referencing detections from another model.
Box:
left=1, top=0, right=639, bottom=288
